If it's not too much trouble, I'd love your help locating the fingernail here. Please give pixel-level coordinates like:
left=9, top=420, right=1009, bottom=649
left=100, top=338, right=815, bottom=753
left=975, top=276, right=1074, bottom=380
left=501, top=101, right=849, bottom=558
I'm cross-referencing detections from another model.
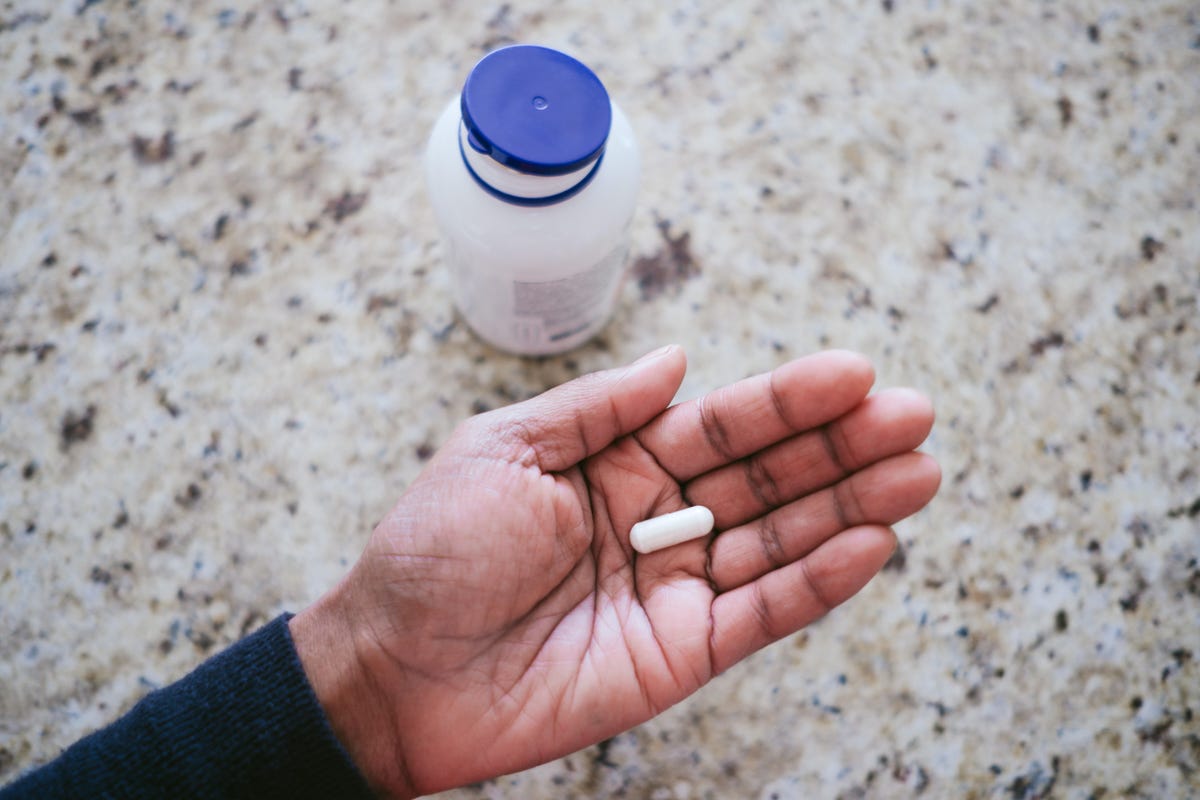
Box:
left=633, top=344, right=677, bottom=365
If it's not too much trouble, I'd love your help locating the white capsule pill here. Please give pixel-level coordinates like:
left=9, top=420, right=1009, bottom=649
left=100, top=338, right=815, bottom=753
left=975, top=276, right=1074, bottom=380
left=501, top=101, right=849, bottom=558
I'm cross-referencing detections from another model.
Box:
left=630, top=505, right=715, bottom=554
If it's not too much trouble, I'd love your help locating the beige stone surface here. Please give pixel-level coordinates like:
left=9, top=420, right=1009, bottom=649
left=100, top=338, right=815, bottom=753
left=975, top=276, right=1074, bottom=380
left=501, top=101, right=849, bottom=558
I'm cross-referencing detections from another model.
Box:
left=1, top=1, right=1197, bottom=797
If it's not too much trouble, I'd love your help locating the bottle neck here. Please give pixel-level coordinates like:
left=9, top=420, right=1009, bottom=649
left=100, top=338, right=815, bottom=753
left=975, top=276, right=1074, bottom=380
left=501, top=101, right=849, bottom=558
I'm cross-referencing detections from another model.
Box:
left=458, top=121, right=604, bottom=207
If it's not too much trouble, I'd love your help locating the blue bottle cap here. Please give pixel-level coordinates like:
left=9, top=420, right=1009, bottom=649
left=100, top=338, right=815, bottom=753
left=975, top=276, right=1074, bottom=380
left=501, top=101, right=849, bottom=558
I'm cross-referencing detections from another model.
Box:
left=461, top=45, right=612, bottom=177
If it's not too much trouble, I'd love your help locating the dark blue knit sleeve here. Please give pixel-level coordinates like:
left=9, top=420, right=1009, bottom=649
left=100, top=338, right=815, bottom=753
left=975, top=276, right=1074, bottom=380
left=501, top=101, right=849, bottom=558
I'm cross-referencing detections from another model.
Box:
left=0, top=614, right=375, bottom=800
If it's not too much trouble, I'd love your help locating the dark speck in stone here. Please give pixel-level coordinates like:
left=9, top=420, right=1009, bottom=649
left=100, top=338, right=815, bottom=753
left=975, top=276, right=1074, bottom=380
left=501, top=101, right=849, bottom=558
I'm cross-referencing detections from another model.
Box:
left=955, top=626, right=969, bottom=638
left=69, top=107, right=101, bottom=127
left=366, top=294, right=399, bottom=313
left=1139, top=718, right=1174, bottom=744
left=22, top=461, right=37, bottom=479
left=288, top=67, right=303, bottom=90
left=81, top=318, right=100, bottom=332
left=1126, top=517, right=1151, bottom=547
left=131, top=132, right=175, bottom=164
left=1054, top=610, right=1068, bottom=632
left=316, top=312, right=334, bottom=324
left=1009, top=485, right=1025, bottom=499
left=113, top=508, right=129, bottom=528
left=975, top=294, right=999, bottom=313
left=89, top=52, right=118, bottom=78
left=21, top=342, right=57, bottom=361
left=41, top=252, right=58, bottom=268
left=1140, top=235, right=1165, bottom=261
left=883, top=544, right=907, bottom=572
left=232, top=113, right=258, bottom=132
left=882, top=0, right=894, bottom=12
left=1087, top=539, right=1101, bottom=552
left=287, top=296, right=303, bottom=308
left=60, top=404, right=97, bottom=450
left=228, top=259, right=250, bottom=277
left=1029, top=331, right=1065, bottom=356
left=175, top=482, right=203, bottom=508
left=1056, top=95, right=1073, bottom=128
left=213, top=213, right=229, bottom=240
left=90, top=566, right=112, bottom=584
left=1166, top=497, right=1200, bottom=519
left=1006, top=757, right=1060, bottom=798
left=1080, top=470, right=1093, bottom=491
left=325, top=191, right=368, bottom=222
left=630, top=219, right=700, bottom=301
left=157, top=388, right=181, bottom=418
left=1119, top=585, right=1144, bottom=612
left=286, top=501, right=298, bottom=515
left=1087, top=23, right=1100, bottom=43
left=416, top=443, right=435, bottom=461
left=471, top=399, right=491, bottom=415
left=166, top=78, right=199, bottom=95
left=592, top=737, right=618, bottom=768
left=189, top=630, right=215, bottom=652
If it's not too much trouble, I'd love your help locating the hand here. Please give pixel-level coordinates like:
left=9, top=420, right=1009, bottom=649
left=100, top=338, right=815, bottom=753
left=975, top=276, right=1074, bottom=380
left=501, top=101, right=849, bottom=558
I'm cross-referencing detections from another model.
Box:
left=289, top=346, right=940, bottom=798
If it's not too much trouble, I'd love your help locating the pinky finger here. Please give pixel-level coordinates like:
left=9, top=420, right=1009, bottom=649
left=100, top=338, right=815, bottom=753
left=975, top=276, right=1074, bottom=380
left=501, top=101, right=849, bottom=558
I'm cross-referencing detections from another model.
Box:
left=708, top=525, right=897, bottom=675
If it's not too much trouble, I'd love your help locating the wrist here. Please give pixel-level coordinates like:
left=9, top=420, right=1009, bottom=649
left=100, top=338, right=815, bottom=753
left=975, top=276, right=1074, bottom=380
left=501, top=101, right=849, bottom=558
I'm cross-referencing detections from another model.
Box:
left=289, top=578, right=416, bottom=799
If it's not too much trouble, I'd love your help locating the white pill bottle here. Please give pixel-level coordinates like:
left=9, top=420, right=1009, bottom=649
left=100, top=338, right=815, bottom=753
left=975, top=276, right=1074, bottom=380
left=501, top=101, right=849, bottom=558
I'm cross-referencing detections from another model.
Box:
left=424, top=45, right=640, bottom=355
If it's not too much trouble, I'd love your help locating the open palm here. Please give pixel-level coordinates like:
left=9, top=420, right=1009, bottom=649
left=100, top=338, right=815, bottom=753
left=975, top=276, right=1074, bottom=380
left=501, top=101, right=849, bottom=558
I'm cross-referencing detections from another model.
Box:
left=294, top=347, right=939, bottom=798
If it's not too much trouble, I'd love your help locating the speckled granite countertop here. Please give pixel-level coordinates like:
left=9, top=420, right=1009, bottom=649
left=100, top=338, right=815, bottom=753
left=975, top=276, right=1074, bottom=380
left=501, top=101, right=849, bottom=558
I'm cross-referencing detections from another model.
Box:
left=2, top=1, right=1197, bottom=797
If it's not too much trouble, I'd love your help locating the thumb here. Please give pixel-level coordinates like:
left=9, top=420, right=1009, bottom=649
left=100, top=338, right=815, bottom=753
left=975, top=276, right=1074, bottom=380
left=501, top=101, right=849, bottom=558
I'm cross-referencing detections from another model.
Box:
left=482, top=344, right=687, bottom=472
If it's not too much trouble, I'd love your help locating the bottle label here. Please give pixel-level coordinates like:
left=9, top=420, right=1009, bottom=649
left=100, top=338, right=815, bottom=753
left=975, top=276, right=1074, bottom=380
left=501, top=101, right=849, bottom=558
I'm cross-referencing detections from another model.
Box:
left=509, top=245, right=626, bottom=347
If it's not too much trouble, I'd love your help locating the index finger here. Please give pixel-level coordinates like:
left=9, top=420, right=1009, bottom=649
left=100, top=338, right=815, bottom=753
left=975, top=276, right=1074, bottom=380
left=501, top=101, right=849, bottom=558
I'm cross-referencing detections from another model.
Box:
left=633, top=350, right=875, bottom=482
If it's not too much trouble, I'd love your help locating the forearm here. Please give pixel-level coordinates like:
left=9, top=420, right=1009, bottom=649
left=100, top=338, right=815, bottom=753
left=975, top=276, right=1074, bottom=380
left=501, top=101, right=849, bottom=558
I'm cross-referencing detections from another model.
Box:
left=288, top=579, right=417, bottom=799
left=0, top=615, right=373, bottom=800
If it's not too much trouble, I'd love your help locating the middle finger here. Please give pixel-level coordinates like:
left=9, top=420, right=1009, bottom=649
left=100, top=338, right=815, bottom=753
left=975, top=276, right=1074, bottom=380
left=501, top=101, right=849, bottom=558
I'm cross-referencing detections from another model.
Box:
left=684, top=388, right=934, bottom=530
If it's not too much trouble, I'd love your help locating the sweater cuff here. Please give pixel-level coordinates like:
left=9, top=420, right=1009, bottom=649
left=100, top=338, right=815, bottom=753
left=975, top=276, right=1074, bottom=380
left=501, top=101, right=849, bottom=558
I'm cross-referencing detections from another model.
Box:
left=1, top=614, right=374, bottom=800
